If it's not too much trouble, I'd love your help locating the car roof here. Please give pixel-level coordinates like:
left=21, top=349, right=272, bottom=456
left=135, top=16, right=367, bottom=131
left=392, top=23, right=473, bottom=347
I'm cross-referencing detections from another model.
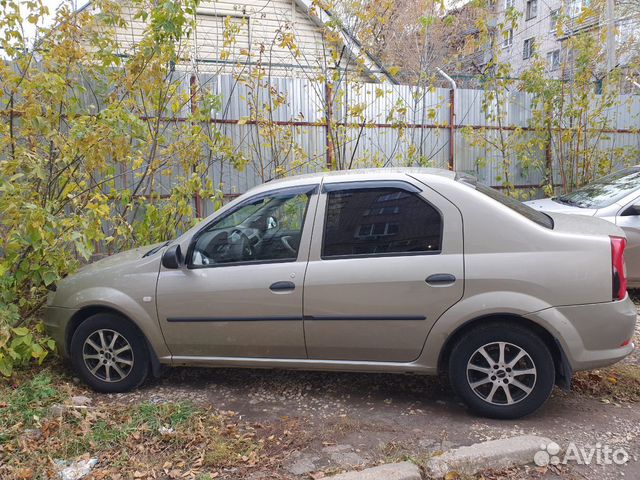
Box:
left=246, top=167, right=456, bottom=194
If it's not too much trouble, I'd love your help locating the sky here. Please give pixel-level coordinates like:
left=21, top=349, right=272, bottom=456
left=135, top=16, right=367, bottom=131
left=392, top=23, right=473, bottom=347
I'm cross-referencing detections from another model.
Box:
left=19, top=0, right=68, bottom=43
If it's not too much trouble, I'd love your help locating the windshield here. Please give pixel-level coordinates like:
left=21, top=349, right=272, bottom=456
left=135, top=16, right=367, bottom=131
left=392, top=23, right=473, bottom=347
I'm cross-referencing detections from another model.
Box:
left=556, top=167, right=640, bottom=209
left=456, top=174, right=553, bottom=229
left=476, top=183, right=554, bottom=229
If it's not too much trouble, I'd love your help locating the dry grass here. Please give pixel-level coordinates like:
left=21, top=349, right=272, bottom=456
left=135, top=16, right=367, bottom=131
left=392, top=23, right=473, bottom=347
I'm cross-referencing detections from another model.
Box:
left=0, top=366, right=299, bottom=479
left=572, top=364, right=640, bottom=403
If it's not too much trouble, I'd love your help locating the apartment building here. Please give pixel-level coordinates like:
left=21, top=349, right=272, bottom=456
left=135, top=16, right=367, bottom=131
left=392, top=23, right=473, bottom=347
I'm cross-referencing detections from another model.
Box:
left=497, top=0, right=600, bottom=78
left=495, top=0, right=638, bottom=79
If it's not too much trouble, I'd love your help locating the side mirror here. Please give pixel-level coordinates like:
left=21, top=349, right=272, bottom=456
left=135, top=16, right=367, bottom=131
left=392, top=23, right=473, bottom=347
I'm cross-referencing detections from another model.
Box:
left=161, top=244, right=184, bottom=269
left=621, top=205, right=640, bottom=217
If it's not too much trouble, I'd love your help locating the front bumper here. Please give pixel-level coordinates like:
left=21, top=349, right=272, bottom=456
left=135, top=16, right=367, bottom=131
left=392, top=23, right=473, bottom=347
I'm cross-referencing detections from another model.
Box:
left=43, top=306, right=79, bottom=358
left=526, top=294, right=637, bottom=371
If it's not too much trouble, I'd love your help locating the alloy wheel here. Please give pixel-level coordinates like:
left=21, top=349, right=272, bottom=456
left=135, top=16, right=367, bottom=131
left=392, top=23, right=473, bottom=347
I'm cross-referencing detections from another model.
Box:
left=82, top=329, right=134, bottom=383
left=466, top=341, right=537, bottom=406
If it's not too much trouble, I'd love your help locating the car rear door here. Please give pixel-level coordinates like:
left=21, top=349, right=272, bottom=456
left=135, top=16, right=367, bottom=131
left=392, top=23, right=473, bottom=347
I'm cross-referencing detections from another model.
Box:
left=302, top=178, right=464, bottom=362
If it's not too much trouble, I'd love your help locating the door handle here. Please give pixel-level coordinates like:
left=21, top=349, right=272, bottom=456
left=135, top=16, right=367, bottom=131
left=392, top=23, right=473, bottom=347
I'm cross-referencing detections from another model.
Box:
left=426, top=274, right=456, bottom=285
left=269, top=281, right=296, bottom=291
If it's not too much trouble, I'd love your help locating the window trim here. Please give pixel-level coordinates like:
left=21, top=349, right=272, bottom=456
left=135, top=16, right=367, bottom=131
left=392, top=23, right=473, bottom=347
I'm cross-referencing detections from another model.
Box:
left=186, top=184, right=318, bottom=269
left=321, top=179, right=422, bottom=194
left=319, top=184, right=444, bottom=261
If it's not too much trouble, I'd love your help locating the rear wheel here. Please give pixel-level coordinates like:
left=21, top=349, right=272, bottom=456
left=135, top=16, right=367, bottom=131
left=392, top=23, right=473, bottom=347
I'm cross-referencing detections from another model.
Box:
left=448, top=323, right=555, bottom=419
left=70, top=313, right=149, bottom=393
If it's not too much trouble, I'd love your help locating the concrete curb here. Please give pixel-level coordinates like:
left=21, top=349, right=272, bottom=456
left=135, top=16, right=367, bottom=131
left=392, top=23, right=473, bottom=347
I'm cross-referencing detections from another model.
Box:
left=324, top=461, right=421, bottom=480
left=426, top=434, right=553, bottom=478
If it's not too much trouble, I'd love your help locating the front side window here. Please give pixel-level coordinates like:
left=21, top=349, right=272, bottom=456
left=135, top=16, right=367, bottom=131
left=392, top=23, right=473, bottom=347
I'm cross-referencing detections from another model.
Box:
left=322, top=188, right=442, bottom=258
left=191, top=188, right=312, bottom=266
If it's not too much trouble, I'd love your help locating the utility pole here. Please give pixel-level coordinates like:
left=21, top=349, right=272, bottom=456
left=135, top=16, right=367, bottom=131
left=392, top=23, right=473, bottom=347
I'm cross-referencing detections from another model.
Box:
left=605, top=0, right=616, bottom=73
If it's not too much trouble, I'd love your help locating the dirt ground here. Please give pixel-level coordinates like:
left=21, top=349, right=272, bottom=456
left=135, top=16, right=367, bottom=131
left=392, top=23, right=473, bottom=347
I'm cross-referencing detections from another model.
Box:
left=66, top=300, right=640, bottom=479
left=9, top=300, right=638, bottom=479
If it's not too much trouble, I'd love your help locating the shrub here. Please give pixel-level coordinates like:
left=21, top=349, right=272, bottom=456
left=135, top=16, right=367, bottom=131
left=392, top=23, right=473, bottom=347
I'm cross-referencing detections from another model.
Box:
left=0, top=0, right=238, bottom=375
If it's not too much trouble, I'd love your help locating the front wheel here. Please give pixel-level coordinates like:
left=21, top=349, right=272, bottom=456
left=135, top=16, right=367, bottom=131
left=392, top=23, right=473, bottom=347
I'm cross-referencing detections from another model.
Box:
left=448, top=323, right=555, bottom=419
left=70, top=313, right=149, bottom=393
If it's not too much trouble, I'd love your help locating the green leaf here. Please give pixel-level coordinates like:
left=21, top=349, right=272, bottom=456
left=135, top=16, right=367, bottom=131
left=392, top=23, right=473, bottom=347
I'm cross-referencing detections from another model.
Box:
left=0, top=356, right=12, bottom=377
left=11, top=327, right=29, bottom=337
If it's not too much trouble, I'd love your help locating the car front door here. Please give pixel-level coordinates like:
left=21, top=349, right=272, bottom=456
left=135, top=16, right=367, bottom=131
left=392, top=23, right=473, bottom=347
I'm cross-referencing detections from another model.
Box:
left=302, top=179, right=464, bottom=362
left=156, top=184, right=318, bottom=359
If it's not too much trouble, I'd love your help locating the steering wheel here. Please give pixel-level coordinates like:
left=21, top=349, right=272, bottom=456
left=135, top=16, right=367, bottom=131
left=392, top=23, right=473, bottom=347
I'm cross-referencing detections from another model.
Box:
left=228, top=229, right=255, bottom=261
left=281, top=235, right=297, bottom=255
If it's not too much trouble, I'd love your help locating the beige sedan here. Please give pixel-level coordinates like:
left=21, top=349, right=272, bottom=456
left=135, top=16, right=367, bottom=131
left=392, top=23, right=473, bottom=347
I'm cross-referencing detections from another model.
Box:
left=45, top=168, right=636, bottom=419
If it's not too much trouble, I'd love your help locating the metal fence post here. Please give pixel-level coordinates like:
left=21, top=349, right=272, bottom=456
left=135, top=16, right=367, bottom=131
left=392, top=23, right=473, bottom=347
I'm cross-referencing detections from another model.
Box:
left=436, top=68, right=457, bottom=171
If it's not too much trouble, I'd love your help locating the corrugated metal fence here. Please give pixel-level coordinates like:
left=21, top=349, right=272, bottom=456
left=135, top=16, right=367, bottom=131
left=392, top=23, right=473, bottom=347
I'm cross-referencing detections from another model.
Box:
left=182, top=73, right=640, bottom=215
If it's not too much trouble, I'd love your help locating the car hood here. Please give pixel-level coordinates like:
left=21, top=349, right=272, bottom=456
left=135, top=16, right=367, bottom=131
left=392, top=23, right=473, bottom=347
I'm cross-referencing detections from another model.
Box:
left=50, top=242, right=166, bottom=308
left=524, top=198, right=597, bottom=215
left=74, top=242, right=165, bottom=276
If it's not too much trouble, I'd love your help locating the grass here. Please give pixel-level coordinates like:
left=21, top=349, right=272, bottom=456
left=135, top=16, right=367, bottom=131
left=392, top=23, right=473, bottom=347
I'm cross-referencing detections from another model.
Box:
left=0, top=367, right=281, bottom=479
left=0, top=371, right=67, bottom=444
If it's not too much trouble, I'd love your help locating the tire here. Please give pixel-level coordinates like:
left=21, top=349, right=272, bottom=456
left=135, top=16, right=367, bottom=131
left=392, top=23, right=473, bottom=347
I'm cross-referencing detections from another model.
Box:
left=448, top=322, right=555, bottom=419
left=70, top=313, right=149, bottom=393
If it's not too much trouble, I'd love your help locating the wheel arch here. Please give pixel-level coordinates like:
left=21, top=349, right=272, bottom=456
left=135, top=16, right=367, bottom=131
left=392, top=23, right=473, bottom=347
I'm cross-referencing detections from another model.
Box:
left=437, top=313, right=572, bottom=389
left=66, top=306, right=162, bottom=377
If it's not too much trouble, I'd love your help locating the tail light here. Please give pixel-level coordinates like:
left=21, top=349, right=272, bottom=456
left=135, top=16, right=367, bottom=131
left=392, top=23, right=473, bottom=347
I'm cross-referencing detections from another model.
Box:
left=610, top=236, right=627, bottom=301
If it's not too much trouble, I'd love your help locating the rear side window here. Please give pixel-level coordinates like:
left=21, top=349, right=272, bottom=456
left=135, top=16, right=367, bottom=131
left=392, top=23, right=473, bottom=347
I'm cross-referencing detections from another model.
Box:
left=322, top=188, right=442, bottom=258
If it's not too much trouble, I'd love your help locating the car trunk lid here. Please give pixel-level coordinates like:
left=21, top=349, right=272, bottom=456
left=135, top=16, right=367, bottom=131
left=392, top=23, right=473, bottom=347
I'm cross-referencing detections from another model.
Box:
left=546, top=211, right=625, bottom=238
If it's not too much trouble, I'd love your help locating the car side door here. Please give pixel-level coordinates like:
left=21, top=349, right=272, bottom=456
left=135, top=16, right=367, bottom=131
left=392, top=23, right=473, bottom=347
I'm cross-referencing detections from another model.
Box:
left=616, top=192, right=640, bottom=286
left=156, top=184, right=318, bottom=359
left=302, top=179, right=464, bottom=362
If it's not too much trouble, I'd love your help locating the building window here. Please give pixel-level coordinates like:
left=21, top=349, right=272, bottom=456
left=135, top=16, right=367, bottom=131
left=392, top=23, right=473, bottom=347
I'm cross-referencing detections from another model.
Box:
left=547, top=49, right=560, bottom=70
left=502, top=28, right=514, bottom=48
left=526, top=0, right=538, bottom=20
left=523, top=37, right=535, bottom=59
left=505, top=0, right=515, bottom=9
left=194, top=13, right=250, bottom=63
left=322, top=188, right=442, bottom=258
left=569, top=0, right=591, bottom=17
left=549, top=9, right=560, bottom=34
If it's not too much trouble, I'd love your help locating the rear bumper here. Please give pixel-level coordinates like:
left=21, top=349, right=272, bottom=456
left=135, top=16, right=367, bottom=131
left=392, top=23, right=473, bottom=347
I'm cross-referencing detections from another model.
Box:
left=43, top=306, right=78, bottom=359
left=526, top=295, right=637, bottom=371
